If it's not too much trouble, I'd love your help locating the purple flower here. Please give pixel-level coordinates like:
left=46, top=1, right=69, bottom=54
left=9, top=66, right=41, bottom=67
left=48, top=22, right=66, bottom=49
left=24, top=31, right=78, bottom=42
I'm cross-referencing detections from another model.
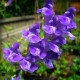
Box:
left=8, top=53, right=22, bottom=62
left=10, top=42, right=20, bottom=52
left=3, top=48, right=11, bottom=60
left=5, top=0, right=13, bottom=6
left=68, top=7, right=76, bottom=13
left=49, top=42, right=60, bottom=53
left=59, top=16, right=71, bottom=25
left=3, top=0, right=77, bottom=72
left=19, top=59, right=31, bottom=71
left=29, top=22, right=40, bottom=35
left=22, top=30, right=41, bottom=43
left=29, top=46, right=40, bottom=56
left=43, top=25, right=56, bottom=34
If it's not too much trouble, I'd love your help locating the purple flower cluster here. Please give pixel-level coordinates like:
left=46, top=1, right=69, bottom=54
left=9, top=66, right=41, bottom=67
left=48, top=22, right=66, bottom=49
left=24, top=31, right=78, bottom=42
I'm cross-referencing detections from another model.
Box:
left=3, top=0, right=76, bottom=72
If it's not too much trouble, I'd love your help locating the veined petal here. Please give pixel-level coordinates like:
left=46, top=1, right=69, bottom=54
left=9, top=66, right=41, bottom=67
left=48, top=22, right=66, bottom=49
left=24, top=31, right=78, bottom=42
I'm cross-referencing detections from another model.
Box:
left=43, top=25, right=56, bottom=34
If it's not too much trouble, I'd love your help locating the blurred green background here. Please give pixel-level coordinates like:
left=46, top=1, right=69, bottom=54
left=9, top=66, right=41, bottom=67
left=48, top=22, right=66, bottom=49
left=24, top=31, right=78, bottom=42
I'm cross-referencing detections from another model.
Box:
left=0, top=0, right=80, bottom=80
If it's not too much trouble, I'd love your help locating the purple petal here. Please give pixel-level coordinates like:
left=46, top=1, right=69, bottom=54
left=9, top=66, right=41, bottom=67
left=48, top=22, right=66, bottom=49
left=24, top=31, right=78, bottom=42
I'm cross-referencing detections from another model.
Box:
left=49, top=42, right=60, bottom=53
left=39, top=52, right=47, bottom=59
left=16, top=75, right=21, bottom=80
left=69, top=22, right=77, bottom=29
left=53, top=36, right=66, bottom=46
left=29, top=64, right=38, bottom=72
left=5, top=0, right=13, bottom=6
left=3, top=48, right=11, bottom=59
left=44, top=3, right=53, bottom=10
left=68, top=7, right=76, bottom=13
left=11, top=42, right=20, bottom=50
left=44, top=59, right=53, bottom=68
left=29, top=22, right=40, bottom=35
left=20, top=59, right=31, bottom=71
left=42, top=7, right=54, bottom=16
left=28, top=33, right=41, bottom=43
left=64, top=11, right=74, bottom=20
left=59, top=16, right=71, bottom=25
left=43, top=25, right=56, bottom=34
left=9, top=53, right=22, bottom=62
left=37, top=9, right=42, bottom=13
left=29, top=47, right=40, bottom=56
left=22, top=30, right=29, bottom=39
left=67, top=32, right=75, bottom=40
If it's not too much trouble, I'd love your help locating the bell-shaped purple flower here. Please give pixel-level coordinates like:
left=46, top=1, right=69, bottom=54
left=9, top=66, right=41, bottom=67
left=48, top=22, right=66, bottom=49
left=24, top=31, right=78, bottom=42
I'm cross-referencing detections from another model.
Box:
left=59, top=16, right=71, bottom=25
left=20, top=59, right=31, bottom=71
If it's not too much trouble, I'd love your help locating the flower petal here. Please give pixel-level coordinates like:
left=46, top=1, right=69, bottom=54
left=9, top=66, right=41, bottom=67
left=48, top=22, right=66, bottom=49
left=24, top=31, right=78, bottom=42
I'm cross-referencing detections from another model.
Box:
left=67, top=32, right=75, bottom=40
left=42, top=7, right=54, bottom=16
left=5, top=0, right=13, bottom=6
left=28, top=33, right=41, bottom=43
left=44, top=59, right=53, bottom=68
left=43, top=25, right=56, bottom=34
left=3, top=48, right=11, bottom=59
left=20, top=59, right=31, bottom=71
left=29, top=64, right=38, bottom=72
left=9, top=53, right=22, bottom=62
left=49, top=42, right=60, bottom=53
left=29, top=47, right=40, bottom=56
